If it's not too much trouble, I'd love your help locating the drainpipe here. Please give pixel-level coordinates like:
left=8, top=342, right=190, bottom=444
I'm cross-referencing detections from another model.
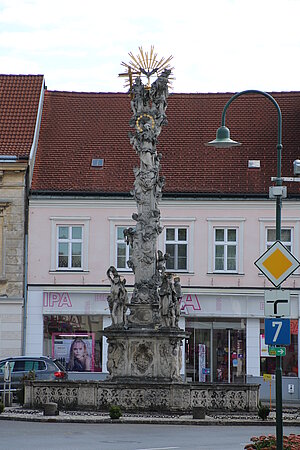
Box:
left=22, top=233, right=28, bottom=355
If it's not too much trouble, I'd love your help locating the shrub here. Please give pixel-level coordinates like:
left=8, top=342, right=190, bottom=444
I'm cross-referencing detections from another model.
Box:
left=109, top=405, right=122, bottom=420
left=244, top=434, right=300, bottom=449
left=0, top=402, right=4, bottom=414
left=257, top=401, right=270, bottom=421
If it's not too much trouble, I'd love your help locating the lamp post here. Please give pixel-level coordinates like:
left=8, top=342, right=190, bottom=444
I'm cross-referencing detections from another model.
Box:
left=206, top=89, right=284, bottom=450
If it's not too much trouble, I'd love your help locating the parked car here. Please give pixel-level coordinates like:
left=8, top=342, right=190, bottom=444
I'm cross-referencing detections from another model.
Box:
left=0, top=356, right=67, bottom=392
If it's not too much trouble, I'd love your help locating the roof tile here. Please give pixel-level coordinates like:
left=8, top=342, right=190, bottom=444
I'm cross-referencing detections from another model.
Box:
left=32, top=90, right=300, bottom=196
left=0, top=75, right=44, bottom=156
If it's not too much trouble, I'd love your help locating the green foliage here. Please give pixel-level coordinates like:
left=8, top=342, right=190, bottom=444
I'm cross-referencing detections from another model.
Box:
left=16, top=370, right=36, bottom=405
left=257, top=401, right=270, bottom=421
left=109, top=405, right=122, bottom=420
left=244, top=434, right=300, bottom=449
left=0, top=401, right=4, bottom=414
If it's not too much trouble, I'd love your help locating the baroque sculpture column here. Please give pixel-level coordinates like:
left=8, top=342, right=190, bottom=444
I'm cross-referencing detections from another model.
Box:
left=104, top=49, right=186, bottom=382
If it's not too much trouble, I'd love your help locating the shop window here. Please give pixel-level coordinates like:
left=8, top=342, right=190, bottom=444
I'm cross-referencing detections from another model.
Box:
left=260, top=319, right=298, bottom=377
left=185, top=319, right=246, bottom=383
left=116, top=226, right=133, bottom=271
left=266, top=228, right=292, bottom=252
left=43, top=315, right=103, bottom=373
left=214, top=228, right=238, bottom=272
left=165, top=227, right=188, bottom=271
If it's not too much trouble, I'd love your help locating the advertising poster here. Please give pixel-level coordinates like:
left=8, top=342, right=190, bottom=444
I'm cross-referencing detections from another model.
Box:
left=52, top=333, right=95, bottom=371
left=260, top=334, right=275, bottom=358
left=198, top=343, right=206, bottom=382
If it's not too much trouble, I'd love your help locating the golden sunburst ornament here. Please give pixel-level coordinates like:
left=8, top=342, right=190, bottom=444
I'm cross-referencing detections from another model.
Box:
left=119, top=46, right=174, bottom=92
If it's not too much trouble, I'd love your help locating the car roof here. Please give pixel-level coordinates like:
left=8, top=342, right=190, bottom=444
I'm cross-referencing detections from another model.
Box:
left=0, top=356, right=52, bottom=362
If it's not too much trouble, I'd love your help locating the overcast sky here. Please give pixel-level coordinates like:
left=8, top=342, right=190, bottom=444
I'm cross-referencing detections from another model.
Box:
left=0, top=0, right=299, bottom=94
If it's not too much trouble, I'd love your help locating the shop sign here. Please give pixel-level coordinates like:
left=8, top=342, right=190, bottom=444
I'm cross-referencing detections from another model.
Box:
left=181, top=294, right=201, bottom=314
left=43, top=292, right=108, bottom=314
left=43, top=292, right=72, bottom=308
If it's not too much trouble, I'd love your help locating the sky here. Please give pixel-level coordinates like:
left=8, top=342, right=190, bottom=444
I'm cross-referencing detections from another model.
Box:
left=0, top=0, right=300, bottom=94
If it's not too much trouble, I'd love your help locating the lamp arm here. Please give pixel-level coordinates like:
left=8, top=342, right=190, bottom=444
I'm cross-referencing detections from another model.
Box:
left=221, top=89, right=282, bottom=151
left=221, top=89, right=283, bottom=241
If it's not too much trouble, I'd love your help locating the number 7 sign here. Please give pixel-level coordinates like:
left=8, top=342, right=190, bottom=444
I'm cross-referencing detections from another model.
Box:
left=265, top=318, right=291, bottom=345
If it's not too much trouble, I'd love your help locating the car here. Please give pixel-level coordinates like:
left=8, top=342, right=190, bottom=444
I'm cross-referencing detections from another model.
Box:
left=0, top=356, right=68, bottom=392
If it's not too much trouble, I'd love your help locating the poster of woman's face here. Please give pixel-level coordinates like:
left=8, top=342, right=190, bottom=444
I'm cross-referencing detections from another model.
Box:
left=52, top=333, right=94, bottom=372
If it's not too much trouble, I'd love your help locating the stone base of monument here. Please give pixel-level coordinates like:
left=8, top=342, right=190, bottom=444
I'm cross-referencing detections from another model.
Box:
left=105, top=328, right=186, bottom=382
left=24, top=381, right=259, bottom=413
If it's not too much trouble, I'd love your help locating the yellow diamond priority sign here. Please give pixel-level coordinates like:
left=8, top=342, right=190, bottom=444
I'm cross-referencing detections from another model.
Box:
left=255, top=240, right=300, bottom=287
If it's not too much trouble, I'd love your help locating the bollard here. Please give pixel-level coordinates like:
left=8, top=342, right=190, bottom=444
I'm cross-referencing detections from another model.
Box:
left=192, top=407, right=206, bottom=419
left=43, top=402, right=58, bottom=416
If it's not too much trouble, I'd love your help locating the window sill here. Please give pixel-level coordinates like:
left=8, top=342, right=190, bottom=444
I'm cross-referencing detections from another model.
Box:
left=49, top=270, right=90, bottom=274
left=208, top=272, right=245, bottom=276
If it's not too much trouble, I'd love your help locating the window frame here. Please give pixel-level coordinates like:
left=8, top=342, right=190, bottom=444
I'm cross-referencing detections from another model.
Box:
left=108, top=218, right=135, bottom=272
left=115, top=225, right=133, bottom=271
left=265, top=227, right=293, bottom=253
left=259, top=217, right=300, bottom=276
left=50, top=217, right=90, bottom=272
left=164, top=226, right=188, bottom=272
left=213, top=227, right=238, bottom=273
left=57, top=225, right=83, bottom=270
left=207, top=218, right=245, bottom=275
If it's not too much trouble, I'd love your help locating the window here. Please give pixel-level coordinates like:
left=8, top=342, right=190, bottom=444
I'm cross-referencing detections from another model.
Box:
left=165, top=227, right=188, bottom=271
left=266, top=228, right=292, bottom=252
left=50, top=217, right=90, bottom=272
left=57, top=225, right=83, bottom=269
left=116, top=226, right=132, bottom=270
left=214, top=228, right=238, bottom=272
left=43, top=315, right=103, bottom=373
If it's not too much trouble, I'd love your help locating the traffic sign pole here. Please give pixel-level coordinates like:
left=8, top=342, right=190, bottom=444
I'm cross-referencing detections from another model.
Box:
left=276, top=352, right=283, bottom=450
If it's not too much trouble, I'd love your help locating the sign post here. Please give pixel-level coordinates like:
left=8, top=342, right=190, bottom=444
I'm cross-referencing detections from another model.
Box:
left=255, top=241, right=299, bottom=450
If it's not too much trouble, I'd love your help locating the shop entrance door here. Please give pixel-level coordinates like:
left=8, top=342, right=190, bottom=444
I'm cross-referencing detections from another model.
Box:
left=185, top=319, right=246, bottom=383
left=213, top=324, right=246, bottom=383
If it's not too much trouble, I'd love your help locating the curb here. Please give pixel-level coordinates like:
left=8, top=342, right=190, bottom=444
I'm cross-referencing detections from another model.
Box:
left=0, top=414, right=299, bottom=426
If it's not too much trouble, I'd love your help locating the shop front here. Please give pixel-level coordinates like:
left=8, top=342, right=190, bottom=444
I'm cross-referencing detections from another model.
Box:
left=180, top=291, right=299, bottom=389
left=26, top=289, right=110, bottom=380
left=26, top=288, right=299, bottom=391
left=185, top=318, right=246, bottom=383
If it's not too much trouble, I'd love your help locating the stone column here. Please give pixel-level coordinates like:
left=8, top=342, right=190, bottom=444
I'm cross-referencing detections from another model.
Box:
left=104, top=69, right=186, bottom=382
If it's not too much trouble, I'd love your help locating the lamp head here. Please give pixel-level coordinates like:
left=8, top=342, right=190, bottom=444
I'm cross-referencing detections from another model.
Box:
left=206, top=126, right=242, bottom=148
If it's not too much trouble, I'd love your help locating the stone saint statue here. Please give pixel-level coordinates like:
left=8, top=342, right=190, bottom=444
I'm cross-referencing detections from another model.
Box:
left=107, top=266, right=128, bottom=327
left=158, top=273, right=173, bottom=327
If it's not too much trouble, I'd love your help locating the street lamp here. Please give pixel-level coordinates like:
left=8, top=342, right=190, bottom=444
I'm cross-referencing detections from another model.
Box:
left=206, top=89, right=284, bottom=450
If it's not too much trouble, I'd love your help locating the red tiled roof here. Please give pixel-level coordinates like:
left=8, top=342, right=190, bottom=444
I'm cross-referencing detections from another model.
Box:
left=0, top=75, right=44, bottom=156
left=32, top=89, right=300, bottom=196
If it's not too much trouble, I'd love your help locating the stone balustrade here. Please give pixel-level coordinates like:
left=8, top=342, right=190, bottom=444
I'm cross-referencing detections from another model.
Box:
left=24, top=381, right=259, bottom=412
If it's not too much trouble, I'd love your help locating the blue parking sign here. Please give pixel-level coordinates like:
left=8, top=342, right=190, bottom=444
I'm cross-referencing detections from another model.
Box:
left=265, top=318, right=291, bottom=345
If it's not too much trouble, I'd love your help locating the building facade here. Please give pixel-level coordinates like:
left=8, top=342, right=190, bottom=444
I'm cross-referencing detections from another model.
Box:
left=0, top=75, right=44, bottom=358
left=26, top=89, right=300, bottom=399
